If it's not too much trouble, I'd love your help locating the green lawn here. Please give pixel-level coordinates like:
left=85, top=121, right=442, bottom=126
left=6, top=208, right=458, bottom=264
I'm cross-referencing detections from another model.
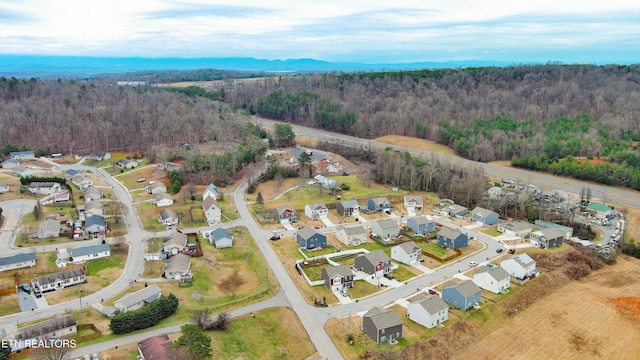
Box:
left=302, top=246, right=339, bottom=258
left=392, top=265, right=417, bottom=282
left=302, top=263, right=334, bottom=281
left=483, top=228, right=502, bottom=237
left=86, top=251, right=128, bottom=277
left=416, top=241, right=447, bottom=257
left=349, top=280, right=379, bottom=299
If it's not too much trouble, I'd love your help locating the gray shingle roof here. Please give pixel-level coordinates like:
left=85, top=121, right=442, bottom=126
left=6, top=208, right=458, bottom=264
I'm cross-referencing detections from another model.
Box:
left=474, top=265, right=510, bottom=282
left=374, top=218, right=397, bottom=231
left=159, top=209, right=177, bottom=220
left=359, top=250, right=391, bottom=266
left=165, top=232, right=188, bottom=249
left=38, top=220, right=60, bottom=235
left=341, top=225, right=366, bottom=236
left=438, top=227, right=463, bottom=240
left=149, top=182, right=167, bottom=191
left=307, top=202, right=327, bottom=210
left=404, top=195, right=423, bottom=204
left=371, top=197, right=390, bottom=205
left=537, top=227, right=564, bottom=239
left=164, top=253, right=191, bottom=273
left=341, top=200, right=359, bottom=208
left=212, top=228, right=232, bottom=241
left=70, top=244, right=110, bottom=258
left=411, top=216, right=433, bottom=225
left=203, top=195, right=220, bottom=211
left=297, top=226, right=318, bottom=240
left=444, top=279, right=481, bottom=298
left=322, top=264, right=353, bottom=279
left=412, top=294, right=448, bottom=315
left=363, top=307, right=402, bottom=330
left=0, top=253, right=36, bottom=266
left=115, top=285, right=162, bottom=310
left=33, top=268, right=85, bottom=286
left=397, top=241, right=420, bottom=255
left=501, top=221, right=532, bottom=232
left=18, top=315, right=76, bottom=340
left=471, top=207, right=494, bottom=217
left=154, top=193, right=173, bottom=202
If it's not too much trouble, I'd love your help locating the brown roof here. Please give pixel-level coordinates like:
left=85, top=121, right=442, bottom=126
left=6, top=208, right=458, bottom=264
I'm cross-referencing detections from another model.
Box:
left=139, top=335, right=172, bottom=359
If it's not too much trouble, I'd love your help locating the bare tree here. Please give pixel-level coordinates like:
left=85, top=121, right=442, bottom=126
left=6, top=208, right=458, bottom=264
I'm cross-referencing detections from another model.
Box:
left=30, top=343, right=72, bottom=360
left=207, top=311, right=231, bottom=331
left=191, top=308, right=213, bottom=330
left=114, top=235, right=126, bottom=250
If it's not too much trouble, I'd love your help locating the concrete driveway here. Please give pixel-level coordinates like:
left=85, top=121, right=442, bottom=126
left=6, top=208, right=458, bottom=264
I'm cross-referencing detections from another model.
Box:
left=17, top=290, right=38, bottom=312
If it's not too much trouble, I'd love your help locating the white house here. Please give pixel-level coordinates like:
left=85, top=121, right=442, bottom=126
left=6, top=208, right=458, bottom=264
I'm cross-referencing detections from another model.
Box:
left=158, top=209, right=179, bottom=229
left=500, top=253, right=537, bottom=280
left=211, top=228, right=233, bottom=248
left=84, top=201, right=104, bottom=218
left=497, top=221, right=532, bottom=238
left=114, top=285, right=162, bottom=313
left=473, top=265, right=511, bottom=294
left=203, top=195, right=222, bottom=224
left=334, top=225, right=367, bottom=247
left=202, top=183, right=219, bottom=201
left=391, top=241, right=422, bottom=265
left=0, top=182, right=10, bottom=194
left=72, top=174, right=93, bottom=189
left=0, top=253, right=36, bottom=272
left=69, top=244, right=111, bottom=263
left=83, top=187, right=103, bottom=202
left=164, top=253, right=191, bottom=280
left=407, top=294, right=448, bottom=329
left=304, top=202, right=328, bottom=220
left=153, top=193, right=174, bottom=207
left=116, top=158, right=138, bottom=169
left=163, top=232, right=188, bottom=255
left=404, top=195, right=423, bottom=212
left=148, top=181, right=167, bottom=195
left=313, top=175, right=339, bottom=190
left=31, top=268, right=86, bottom=293
left=28, top=182, right=62, bottom=195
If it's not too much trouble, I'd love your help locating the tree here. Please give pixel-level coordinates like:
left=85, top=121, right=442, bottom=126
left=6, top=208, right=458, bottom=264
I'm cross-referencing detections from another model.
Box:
left=298, top=151, right=312, bottom=178
left=586, top=187, right=592, bottom=202
left=30, top=342, right=72, bottom=360
left=179, top=187, right=190, bottom=204
left=256, top=192, right=264, bottom=206
left=218, top=269, right=245, bottom=298
left=208, top=311, right=231, bottom=331
left=274, top=123, right=295, bottom=148
left=33, top=202, right=42, bottom=221
left=174, top=324, right=212, bottom=360
left=191, top=308, right=212, bottom=330
left=114, top=236, right=126, bottom=250
left=0, top=345, right=11, bottom=360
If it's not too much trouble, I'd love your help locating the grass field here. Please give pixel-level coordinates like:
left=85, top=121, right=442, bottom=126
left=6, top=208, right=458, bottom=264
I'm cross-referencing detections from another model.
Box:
left=374, top=135, right=458, bottom=156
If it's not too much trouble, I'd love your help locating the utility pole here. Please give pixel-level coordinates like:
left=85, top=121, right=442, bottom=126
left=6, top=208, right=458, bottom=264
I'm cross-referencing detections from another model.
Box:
left=78, top=287, right=83, bottom=313
left=265, top=268, right=269, bottom=289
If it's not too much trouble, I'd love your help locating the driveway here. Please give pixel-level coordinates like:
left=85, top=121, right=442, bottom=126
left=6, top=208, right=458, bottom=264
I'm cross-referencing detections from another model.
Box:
left=320, top=218, right=334, bottom=227
left=282, top=222, right=295, bottom=231
left=17, top=290, right=39, bottom=312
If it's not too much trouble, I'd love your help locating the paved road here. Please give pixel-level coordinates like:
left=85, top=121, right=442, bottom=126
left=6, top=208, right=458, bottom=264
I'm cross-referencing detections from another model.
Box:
left=256, top=118, right=640, bottom=209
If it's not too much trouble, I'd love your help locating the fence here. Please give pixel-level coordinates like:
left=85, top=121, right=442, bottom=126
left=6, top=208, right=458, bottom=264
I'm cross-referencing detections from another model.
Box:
left=74, top=323, right=103, bottom=343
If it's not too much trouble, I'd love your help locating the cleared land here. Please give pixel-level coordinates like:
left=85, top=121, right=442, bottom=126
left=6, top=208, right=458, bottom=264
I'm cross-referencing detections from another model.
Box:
left=374, top=135, right=458, bottom=156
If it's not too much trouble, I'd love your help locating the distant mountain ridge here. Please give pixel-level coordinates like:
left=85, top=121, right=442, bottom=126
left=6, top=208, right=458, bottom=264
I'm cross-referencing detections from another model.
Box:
left=0, top=55, right=510, bottom=78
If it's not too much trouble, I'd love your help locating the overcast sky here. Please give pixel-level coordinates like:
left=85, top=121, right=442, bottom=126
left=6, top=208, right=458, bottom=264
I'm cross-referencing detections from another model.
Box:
left=1, top=0, right=639, bottom=64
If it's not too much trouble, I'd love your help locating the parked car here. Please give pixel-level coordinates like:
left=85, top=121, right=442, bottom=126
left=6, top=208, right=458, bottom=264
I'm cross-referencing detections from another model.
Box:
left=20, top=283, right=31, bottom=294
left=508, top=249, right=516, bottom=254
left=136, top=177, right=146, bottom=182
left=428, top=288, right=438, bottom=295
left=469, top=261, right=478, bottom=267
left=340, top=288, right=348, bottom=297
left=496, top=248, right=504, bottom=253
left=383, top=273, right=395, bottom=280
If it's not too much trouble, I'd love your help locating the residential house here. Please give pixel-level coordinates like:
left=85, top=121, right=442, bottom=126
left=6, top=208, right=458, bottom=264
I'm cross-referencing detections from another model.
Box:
left=138, top=335, right=172, bottom=360
left=354, top=250, right=394, bottom=278
left=16, top=315, right=76, bottom=349
left=334, top=225, right=367, bottom=247
left=534, top=220, right=574, bottom=239
left=116, top=158, right=138, bottom=169
left=84, top=201, right=103, bottom=217
left=147, top=181, right=167, bottom=195
left=70, top=244, right=111, bottom=263
left=158, top=162, right=182, bottom=171
left=72, top=174, right=93, bottom=189
left=501, top=253, right=537, bottom=280
left=0, top=182, right=9, bottom=194
left=86, top=151, right=111, bottom=161
left=498, top=221, right=532, bottom=238
left=406, top=216, right=435, bottom=235
left=440, top=204, right=469, bottom=218
left=158, top=209, right=179, bottom=229
left=153, top=193, right=174, bottom=207
left=587, top=203, right=612, bottom=219
left=11, top=166, right=34, bottom=178
left=85, top=215, right=106, bottom=234
left=321, top=264, right=354, bottom=291
left=274, top=206, right=297, bottom=224
left=0, top=253, right=36, bottom=272
left=1, top=158, right=19, bottom=169
left=63, top=169, right=80, bottom=178
left=369, top=218, right=399, bottom=239
left=54, top=191, right=70, bottom=202
left=391, top=241, right=422, bottom=265
left=404, top=195, right=423, bottom=212
left=163, top=232, right=188, bottom=255
left=470, top=207, right=499, bottom=226
left=55, top=250, right=71, bottom=267
left=441, top=280, right=482, bottom=311
left=473, top=265, right=511, bottom=294
left=436, top=227, right=469, bottom=249
left=163, top=253, right=192, bottom=280
left=31, top=267, right=86, bottom=293
left=296, top=227, right=327, bottom=250
left=9, top=150, right=35, bottom=160
left=314, top=174, right=339, bottom=190
left=304, top=202, right=329, bottom=220
left=83, top=187, right=103, bottom=202
left=37, top=219, right=60, bottom=239
left=530, top=227, right=564, bottom=249
left=211, top=228, right=233, bottom=248
left=203, top=195, right=222, bottom=224
left=336, top=200, right=360, bottom=217
left=407, top=294, right=448, bottom=329
left=28, top=182, right=61, bottom=195
left=202, top=183, right=219, bottom=201
left=362, top=307, right=403, bottom=344
left=367, top=197, right=391, bottom=213
left=114, top=285, right=162, bottom=313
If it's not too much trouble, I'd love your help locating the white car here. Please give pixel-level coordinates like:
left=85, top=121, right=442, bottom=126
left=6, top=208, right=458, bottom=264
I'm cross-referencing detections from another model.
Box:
left=469, top=261, right=478, bottom=267
left=340, top=288, right=348, bottom=297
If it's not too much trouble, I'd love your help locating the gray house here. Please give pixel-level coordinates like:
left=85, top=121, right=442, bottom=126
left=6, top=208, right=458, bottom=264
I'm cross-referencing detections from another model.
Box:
left=32, top=267, right=86, bottom=293
left=85, top=215, right=106, bottom=234
left=404, top=195, right=423, bottom=212
left=37, top=219, right=60, bottom=239
left=321, top=264, right=354, bottom=291
left=211, top=228, right=233, bottom=248
left=0, top=253, right=36, bottom=272
left=362, top=307, right=403, bottom=344
left=406, top=216, right=435, bottom=235
left=470, top=207, right=499, bottom=226
left=436, top=227, right=469, bottom=249
left=369, top=219, right=399, bottom=239
left=1, top=158, right=19, bottom=169
left=12, top=166, right=35, bottom=177
left=530, top=227, right=564, bottom=249
left=354, top=250, right=394, bottom=278
left=296, top=227, right=327, bottom=250
left=440, top=204, right=469, bottom=218
left=16, top=314, right=76, bottom=349
left=391, top=241, right=422, bottom=265
left=114, top=285, right=162, bottom=313
left=337, top=200, right=360, bottom=217
left=441, top=280, right=482, bottom=310
left=274, top=206, right=298, bottom=224
left=367, top=197, right=391, bottom=213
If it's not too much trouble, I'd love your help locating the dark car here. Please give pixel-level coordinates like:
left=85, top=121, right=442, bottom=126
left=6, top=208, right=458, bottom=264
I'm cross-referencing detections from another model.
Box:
left=508, top=249, right=516, bottom=254
left=383, top=273, right=395, bottom=280
left=496, top=248, right=504, bottom=253
left=20, top=283, right=31, bottom=294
